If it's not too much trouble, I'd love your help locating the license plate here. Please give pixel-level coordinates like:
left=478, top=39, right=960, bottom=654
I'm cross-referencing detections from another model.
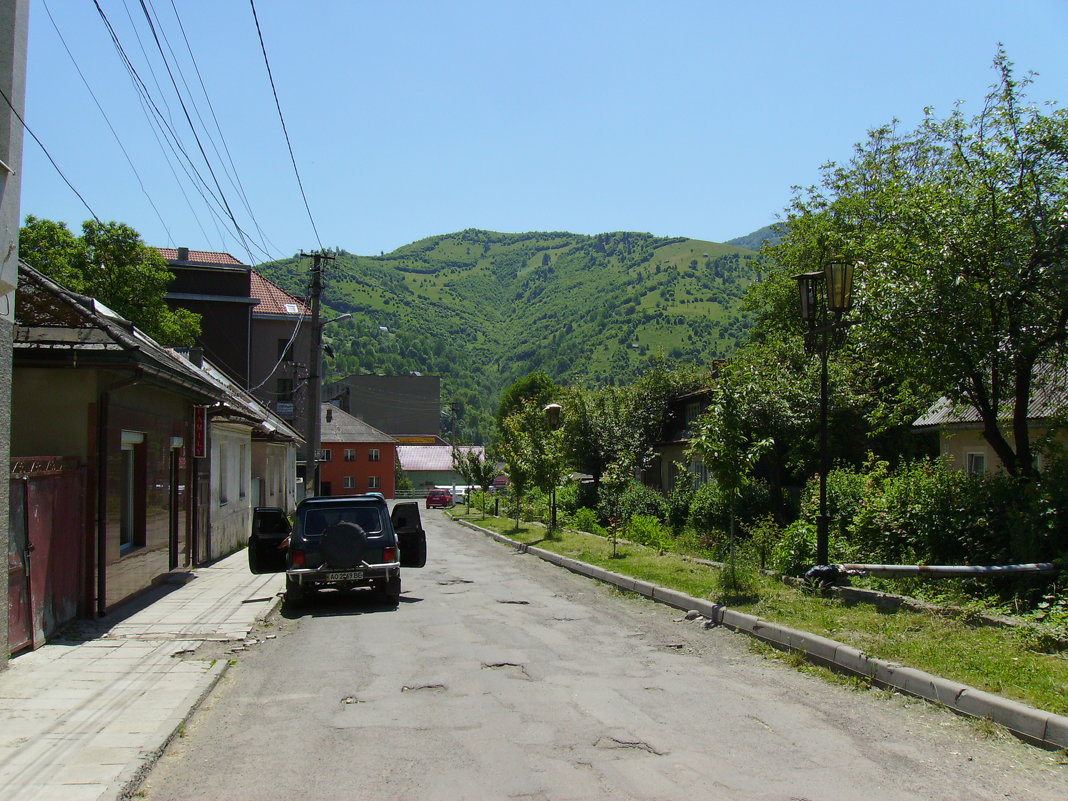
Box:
left=326, top=570, right=364, bottom=581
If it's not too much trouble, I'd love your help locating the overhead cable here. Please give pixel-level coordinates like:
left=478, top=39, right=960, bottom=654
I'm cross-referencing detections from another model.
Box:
left=249, top=0, right=324, bottom=251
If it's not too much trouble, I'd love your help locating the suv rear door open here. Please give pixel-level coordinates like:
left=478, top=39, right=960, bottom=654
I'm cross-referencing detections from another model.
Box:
left=390, top=502, right=427, bottom=568
left=248, top=506, right=290, bottom=574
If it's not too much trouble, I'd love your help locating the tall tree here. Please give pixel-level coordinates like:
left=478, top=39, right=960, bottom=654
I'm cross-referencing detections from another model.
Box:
left=19, top=216, right=201, bottom=346
left=765, top=51, right=1068, bottom=479
left=495, top=372, right=557, bottom=437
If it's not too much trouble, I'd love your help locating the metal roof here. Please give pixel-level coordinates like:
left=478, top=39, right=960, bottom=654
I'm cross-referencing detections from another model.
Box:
left=913, top=362, right=1068, bottom=429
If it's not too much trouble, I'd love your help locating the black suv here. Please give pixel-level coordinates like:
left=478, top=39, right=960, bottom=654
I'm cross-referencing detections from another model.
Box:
left=248, top=495, right=426, bottom=604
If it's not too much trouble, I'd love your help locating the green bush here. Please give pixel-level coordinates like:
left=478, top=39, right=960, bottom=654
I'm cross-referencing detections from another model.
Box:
left=625, top=514, right=670, bottom=553
left=597, top=479, right=667, bottom=525
left=687, top=478, right=773, bottom=536
left=569, top=506, right=599, bottom=534
left=665, top=481, right=695, bottom=532
left=557, top=480, right=597, bottom=517
left=743, top=515, right=783, bottom=571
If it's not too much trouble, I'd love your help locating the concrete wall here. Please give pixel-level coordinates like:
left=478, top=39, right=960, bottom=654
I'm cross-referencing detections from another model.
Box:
left=326, top=374, right=440, bottom=436
left=251, top=440, right=297, bottom=512
left=939, top=425, right=1068, bottom=474
left=210, top=422, right=253, bottom=559
left=11, top=368, right=95, bottom=459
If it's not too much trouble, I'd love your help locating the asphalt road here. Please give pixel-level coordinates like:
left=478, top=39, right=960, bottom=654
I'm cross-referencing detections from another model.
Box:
left=140, top=508, right=1067, bottom=801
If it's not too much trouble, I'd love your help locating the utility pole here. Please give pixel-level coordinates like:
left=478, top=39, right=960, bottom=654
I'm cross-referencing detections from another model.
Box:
left=301, top=250, right=334, bottom=498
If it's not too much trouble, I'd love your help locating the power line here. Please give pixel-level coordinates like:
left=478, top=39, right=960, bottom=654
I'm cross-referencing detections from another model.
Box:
left=40, top=0, right=172, bottom=241
left=249, top=0, right=324, bottom=251
left=0, top=84, right=99, bottom=223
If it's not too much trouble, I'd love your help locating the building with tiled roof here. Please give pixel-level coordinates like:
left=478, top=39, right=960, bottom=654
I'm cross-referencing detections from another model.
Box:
left=248, top=270, right=310, bottom=430
left=155, top=247, right=245, bottom=266
left=396, top=444, right=485, bottom=490
left=157, top=246, right=256, bottom=387
left=319, top=404, right=399, bottom=498
left=250, top=272, right=310, bottom=317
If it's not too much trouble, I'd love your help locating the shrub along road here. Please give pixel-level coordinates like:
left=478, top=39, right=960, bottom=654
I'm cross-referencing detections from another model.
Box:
left=141, top=509, right=1066, bottom=800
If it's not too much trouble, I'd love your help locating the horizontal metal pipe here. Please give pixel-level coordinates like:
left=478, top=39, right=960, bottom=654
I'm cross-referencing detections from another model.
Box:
left=840, top=563, right=1059, bottom=577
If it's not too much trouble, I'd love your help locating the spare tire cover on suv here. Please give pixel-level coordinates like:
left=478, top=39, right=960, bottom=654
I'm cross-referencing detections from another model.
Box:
left=319, top=521, right=369, bottom=568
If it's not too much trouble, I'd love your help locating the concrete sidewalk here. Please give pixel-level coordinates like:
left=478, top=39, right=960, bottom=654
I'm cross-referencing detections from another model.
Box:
left=0, top=550, right=284, bottom=801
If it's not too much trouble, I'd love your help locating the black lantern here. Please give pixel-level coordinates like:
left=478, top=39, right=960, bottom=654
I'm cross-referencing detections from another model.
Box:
left=794, top=271, right=825, bottom=324
left=825, top=257, right=855, bottom=314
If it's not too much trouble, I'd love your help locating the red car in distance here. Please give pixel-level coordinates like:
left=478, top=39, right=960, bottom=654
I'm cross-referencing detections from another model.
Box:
left=425, top=489, right=453, bottom=509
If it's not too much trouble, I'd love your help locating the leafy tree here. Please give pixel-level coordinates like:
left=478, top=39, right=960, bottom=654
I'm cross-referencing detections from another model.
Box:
left=765, top=51, right=1068, bottom=480
left=499, top=399, right=567, bottom=531
left=495, top=371, right=557, bottom=436
left=687, top=380, right=772, bottom=589
left=19, top=216, right=201, bottom=346
left=466, top=450, right=499, bottom=518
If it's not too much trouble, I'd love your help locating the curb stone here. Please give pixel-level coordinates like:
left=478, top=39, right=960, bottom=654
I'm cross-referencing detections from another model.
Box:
left=456, top=517, right=1068, bottom=751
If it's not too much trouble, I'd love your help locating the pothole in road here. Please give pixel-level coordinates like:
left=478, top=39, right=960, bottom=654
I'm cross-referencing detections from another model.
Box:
left=482, top=662, right=532, bottom=680
left=437, top=578, right=475, bottom=586
left=340, top=695, right=363, bottom=705
left=497, top=599, right=530, bottom=605
left=401, top=683, right=447, bottom=693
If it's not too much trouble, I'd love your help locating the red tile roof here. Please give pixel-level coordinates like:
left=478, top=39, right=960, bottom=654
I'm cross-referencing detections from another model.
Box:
left=155, top=247, right=246, bottom=266
left=250, top=271, right=311, bottom=317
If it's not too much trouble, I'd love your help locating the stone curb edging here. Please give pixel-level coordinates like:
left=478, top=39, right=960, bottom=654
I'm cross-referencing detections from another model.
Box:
left=456, top=518, right=1068, bottom=751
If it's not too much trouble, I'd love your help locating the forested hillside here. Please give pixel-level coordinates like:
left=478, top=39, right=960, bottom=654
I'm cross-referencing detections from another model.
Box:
left=257, top=229, right=763, bottom=442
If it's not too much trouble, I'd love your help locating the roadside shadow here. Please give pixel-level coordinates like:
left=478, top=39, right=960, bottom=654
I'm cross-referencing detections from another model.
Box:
left=279, top=589, right=424, bottom=619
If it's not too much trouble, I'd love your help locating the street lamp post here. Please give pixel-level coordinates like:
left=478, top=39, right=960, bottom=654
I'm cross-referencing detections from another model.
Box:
left=794, top=257, right=855, bottom=567
left=543, top=402, right=562, bottom=532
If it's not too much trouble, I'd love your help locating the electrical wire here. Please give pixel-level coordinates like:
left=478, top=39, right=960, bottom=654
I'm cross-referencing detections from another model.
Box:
left=249, top=0, right=324, bottom=251
left=0, top=83, right=99, bottom=223
left=92, top=0, right=272, bottom=263
left=40, top=0, right=172, bottom=242
left=164, top=0, right=284, bottom=260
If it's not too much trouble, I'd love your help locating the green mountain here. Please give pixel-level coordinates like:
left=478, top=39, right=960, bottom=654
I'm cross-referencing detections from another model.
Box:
left=258, top=229, right=763, bottom=443
left=726, top=223, right=785, bottom=252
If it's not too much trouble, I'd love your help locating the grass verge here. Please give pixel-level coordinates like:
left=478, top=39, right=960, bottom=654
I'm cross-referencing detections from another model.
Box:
left=450, top=510, right=1068, bottom=717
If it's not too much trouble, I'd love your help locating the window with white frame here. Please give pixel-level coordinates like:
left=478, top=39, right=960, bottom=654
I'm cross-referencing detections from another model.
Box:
left=966, top=452, right=986, bottom=475
left=321, top=448, right=332, bottom=462
left=343, top=476, right=355, bottom=489
left=369, top=448, right=380, bottom=462
left=344, top=448, right=356, bottom=461
left=120, top=431, right=146, bottom=550
left=368, top=475, right=380, bottom=489
left=219, top=442, right=230, bottom=504
left=239, top=444, right=248, bottom=498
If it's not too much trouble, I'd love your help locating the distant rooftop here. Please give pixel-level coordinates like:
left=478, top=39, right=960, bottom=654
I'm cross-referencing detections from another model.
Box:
left=155, top=247, right=246, bottom=267
left=250, top=271, right=310, bottom=317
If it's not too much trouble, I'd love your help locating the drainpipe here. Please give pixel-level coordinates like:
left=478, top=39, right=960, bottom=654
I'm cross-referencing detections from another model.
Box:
left=96, top=370, right=143, bottom=616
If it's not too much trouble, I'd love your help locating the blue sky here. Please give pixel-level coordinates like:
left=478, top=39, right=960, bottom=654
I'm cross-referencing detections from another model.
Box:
left=17, top=1, right=1068, bottom=264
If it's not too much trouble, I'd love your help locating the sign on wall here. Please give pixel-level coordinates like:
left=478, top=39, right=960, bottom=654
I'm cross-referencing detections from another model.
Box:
left=193, top=406, right=207, bottom=458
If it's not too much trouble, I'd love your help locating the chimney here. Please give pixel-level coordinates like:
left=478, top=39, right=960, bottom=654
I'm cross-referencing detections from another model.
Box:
left=188, top=347, right=203, bottom=367
left=326, top=407, right=333, bottom=423
left=177, top=246, right=189, bottom=262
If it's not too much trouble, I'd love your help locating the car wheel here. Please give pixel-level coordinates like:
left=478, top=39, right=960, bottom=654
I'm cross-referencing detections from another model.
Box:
left=381, top=575, right=401, bottom=605
left=285, top=574, right=306, bottom=604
